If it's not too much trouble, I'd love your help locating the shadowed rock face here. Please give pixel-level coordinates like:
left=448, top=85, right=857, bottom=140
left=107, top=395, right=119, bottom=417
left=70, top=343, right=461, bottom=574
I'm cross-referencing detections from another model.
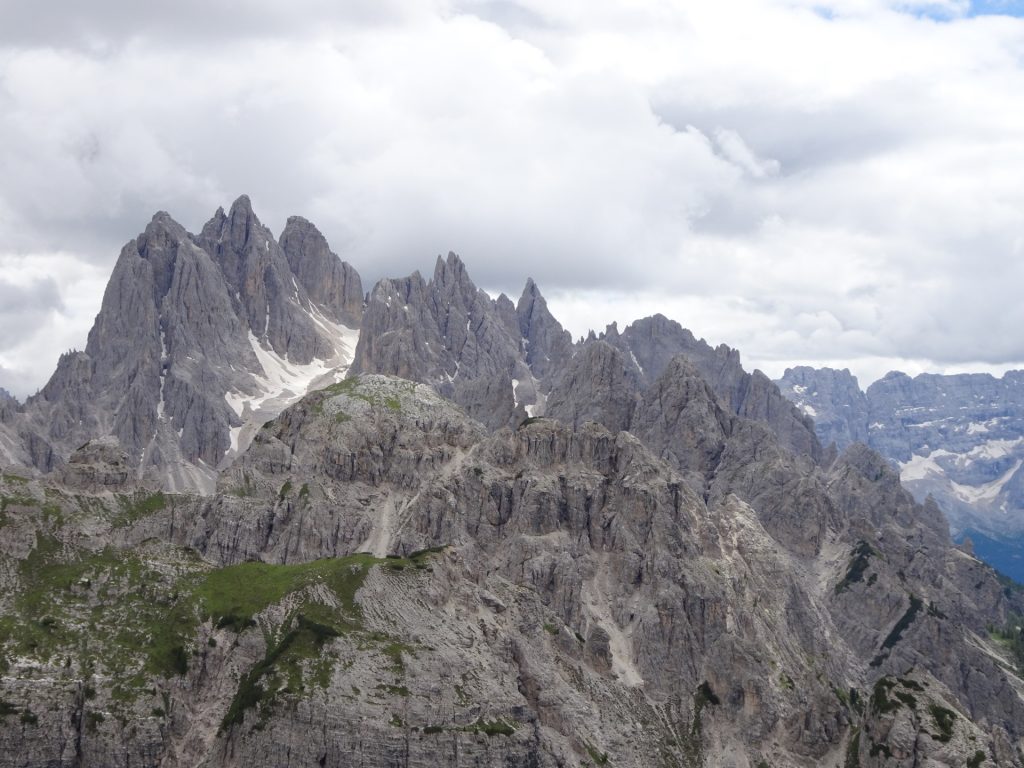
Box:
left=0, top=388, right=16, bottom=420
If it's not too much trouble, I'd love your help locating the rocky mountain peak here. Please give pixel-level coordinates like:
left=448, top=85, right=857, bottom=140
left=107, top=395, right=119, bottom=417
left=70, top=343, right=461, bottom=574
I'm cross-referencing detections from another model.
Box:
left=8, top=197, right=363, bottom=491
left=778, top=365, right=869, bottom=449
left=596, top=314, right=822, bottom=462
left=280, top=215, right=363, bottom=327
left=515, top=276, right=573, bottom=384
left=431, top=251, right=471, bottom=287
left=0, top=391, right=18, bottom=428
left=429, top=252, right=484, bottom=335
left=354, top=256, right=581, bottom=428
left=0, top=386, right=18, bottom=411
left=226, top=193, right=258, bottom=242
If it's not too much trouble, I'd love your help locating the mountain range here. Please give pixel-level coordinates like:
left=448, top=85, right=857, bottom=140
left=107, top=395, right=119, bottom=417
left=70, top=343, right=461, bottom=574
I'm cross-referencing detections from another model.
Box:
left=777, top=367, right=1024, bottom=582
left=1, top=198, right=1023, bottom=767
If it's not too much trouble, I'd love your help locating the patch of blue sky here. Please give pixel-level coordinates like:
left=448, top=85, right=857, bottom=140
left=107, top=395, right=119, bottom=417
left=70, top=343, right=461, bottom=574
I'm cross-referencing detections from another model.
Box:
left=903, top=0, right=1024, bottom=19
left=811, top=1, right=1024, bottom=20
left=966, top=0, right=1024, bottom=17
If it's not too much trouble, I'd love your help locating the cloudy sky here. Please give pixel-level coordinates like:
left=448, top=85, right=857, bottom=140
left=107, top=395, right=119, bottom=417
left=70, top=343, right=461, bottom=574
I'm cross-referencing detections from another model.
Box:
left=1, top=0, right=1023, bottom=398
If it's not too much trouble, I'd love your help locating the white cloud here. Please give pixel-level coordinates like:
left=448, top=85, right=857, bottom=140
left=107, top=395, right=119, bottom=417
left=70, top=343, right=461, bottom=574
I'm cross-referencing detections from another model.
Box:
left=1, top=0, right=1023, bottom=395
left=0, top=253, right=108, bottom=397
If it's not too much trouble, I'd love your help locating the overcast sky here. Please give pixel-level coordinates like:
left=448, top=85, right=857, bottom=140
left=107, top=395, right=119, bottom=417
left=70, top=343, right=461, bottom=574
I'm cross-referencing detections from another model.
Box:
left=1, top=0, right=1023, bottom=398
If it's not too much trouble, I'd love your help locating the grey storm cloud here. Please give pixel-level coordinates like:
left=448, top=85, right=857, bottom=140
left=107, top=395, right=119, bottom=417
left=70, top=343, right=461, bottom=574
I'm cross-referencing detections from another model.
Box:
left=0, top=276, right=63, bottom=347
left=1, top=0, right=1024, bottom=397
left=0, top=1, right=425, bottom=47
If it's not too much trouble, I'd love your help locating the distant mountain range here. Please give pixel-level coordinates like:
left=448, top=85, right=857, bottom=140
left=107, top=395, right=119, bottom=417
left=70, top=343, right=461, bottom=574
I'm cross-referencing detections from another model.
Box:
left=777, top=366, right=1024, bottom=581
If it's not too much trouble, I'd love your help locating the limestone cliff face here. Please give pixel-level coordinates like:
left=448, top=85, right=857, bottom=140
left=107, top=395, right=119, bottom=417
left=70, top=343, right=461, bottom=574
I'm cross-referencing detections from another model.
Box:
left=516, top=277, right=574, bottom=387
left=2, top=374, right=1022, bottom=768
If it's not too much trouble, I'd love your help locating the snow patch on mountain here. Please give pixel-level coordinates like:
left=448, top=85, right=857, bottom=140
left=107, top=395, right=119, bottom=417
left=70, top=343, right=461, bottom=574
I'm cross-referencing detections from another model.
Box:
left=221, top=315, right=359, bottom=466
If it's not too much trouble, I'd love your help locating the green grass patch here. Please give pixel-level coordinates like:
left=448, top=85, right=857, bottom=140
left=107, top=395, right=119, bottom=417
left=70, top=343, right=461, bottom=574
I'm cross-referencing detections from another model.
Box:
left=518, top=416, right=546, bottom=428
left=989, top=611, right=1024, bottom=673
left=1, top=493, right=37, bottom=514
left=467, top=718, right=516, bottom=736
left=220, top=612, right=342, bottom=732
left=86, top=711, right=104, bottom=732
left=321, top=379, right=360, bottom=396
left=871, top=677, right=899, bottom=714
left=844, top=729, right=860, bottom=768
left=929, top=703, right=956, bottom=743
left=317, top=377, right=404, bottom=414
left=419, top=719, right=517, bottom=738
left=894, top=690, right=917, bottom=709
left=2, top=536, right=446, bottom=732
left=213, top=550, right=443, bottom=732
left=113, top=492, right=166, bottom=527
left=585, top=742, right=610, bottom=764
left=194, top=554, right=385, bottom=632
left=869, top=742, right=892, bottom=759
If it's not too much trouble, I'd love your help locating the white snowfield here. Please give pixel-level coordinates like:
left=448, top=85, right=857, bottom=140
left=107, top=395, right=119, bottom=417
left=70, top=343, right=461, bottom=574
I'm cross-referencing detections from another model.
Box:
left=900, top=438, right=1024, bottom=528
left=221, top=312, right=359, bottom=466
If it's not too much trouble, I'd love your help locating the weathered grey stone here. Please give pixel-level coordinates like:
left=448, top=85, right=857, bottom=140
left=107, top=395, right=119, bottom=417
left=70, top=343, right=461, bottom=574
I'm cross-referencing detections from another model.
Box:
left=2, top=373, right=1024, bottom=767
left=280, top=215, right=363, bottom=328
left=6, top=199, right=363, bottom=493
left=2, top=204, right=1023, bottom=768
left=603, top=314, right=823, bottom=462
left=351, top=253, right=538, bottom=429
